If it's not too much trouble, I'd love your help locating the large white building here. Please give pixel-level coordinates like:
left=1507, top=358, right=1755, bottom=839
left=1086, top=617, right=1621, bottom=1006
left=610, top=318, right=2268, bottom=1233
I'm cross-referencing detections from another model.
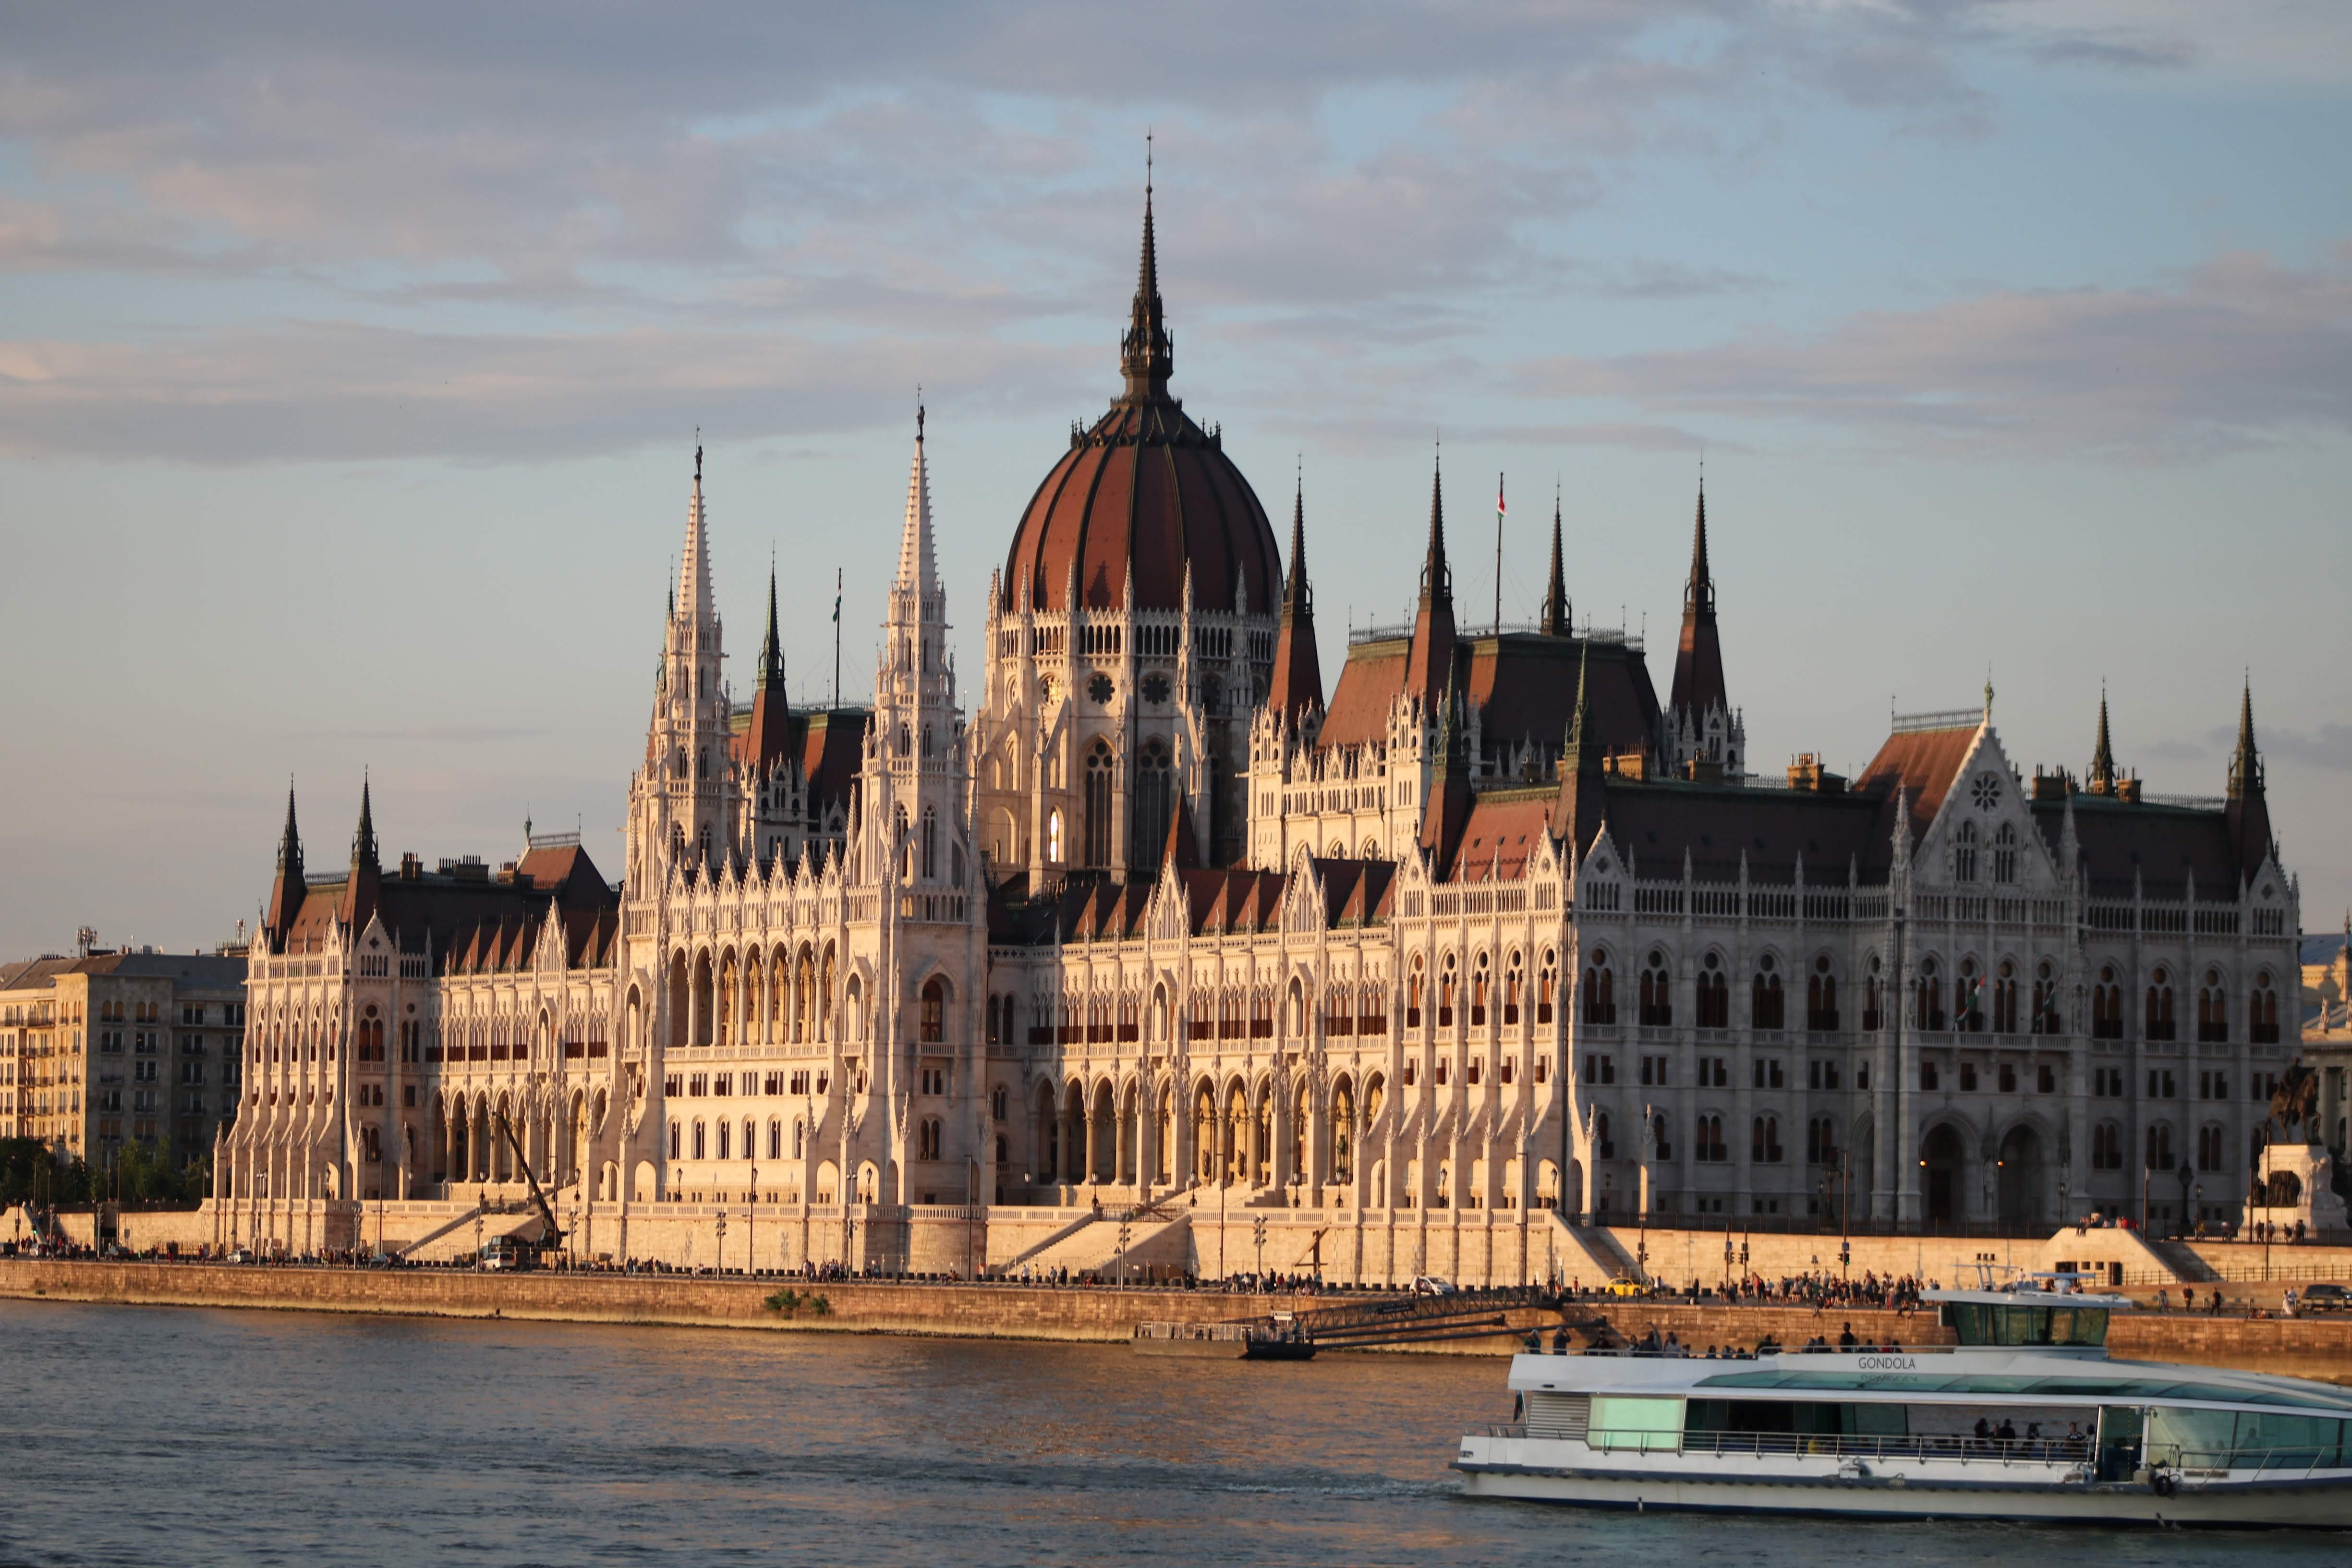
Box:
left=216, top=196, right=2305, bottom=1279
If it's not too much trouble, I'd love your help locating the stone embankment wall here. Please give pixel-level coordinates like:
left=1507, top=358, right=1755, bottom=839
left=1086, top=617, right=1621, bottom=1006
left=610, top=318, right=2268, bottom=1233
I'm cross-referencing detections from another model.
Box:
left=6, top=1261, right=2352, bottom=1378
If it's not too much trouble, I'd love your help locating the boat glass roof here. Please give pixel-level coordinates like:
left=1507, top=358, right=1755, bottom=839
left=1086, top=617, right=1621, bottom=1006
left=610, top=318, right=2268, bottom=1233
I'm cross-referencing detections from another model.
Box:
left=1692, top=1369, right=2352, bottom=1410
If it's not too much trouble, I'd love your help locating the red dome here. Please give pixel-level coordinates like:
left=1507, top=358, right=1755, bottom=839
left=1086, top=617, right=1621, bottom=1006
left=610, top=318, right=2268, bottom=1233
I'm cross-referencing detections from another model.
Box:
left=1004, top=399, right=1279, bottom=616
left=1000, top=187, right=1280, bottom=618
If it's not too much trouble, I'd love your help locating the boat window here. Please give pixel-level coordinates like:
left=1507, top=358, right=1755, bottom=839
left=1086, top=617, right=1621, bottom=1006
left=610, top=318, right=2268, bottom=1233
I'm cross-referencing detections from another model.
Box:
left=1589, top=1396, right=1683, bottom=1452
left=2234, top=1413, right=2344, bottom=1470
left=1943, top=1302, right=2108, bottom=1347
left=2146, top=1407, right=2243, bottom=1469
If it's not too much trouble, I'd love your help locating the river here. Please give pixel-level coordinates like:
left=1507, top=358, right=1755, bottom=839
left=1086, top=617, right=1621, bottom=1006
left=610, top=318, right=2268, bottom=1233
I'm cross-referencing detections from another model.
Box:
left=0, top=1299, right=2339, bottom=1565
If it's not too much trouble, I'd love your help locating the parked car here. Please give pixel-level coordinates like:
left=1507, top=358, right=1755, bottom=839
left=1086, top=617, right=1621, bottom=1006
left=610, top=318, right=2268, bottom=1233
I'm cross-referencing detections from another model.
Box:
left=2289, top=1283, right=2352, bottom=1315
left=1411, top=1275, right=1458, bottom=1296
left=225, top=1248, right=254, bottom=1264
left=1605, top=1276, right=1646, bottom=1299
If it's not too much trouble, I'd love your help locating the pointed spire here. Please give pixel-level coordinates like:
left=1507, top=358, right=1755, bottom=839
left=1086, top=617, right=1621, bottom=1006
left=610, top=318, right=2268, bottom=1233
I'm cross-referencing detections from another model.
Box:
left=1268, top=468, right=1323, bottom=725
left=2088, top=684, right=2117, bottom=796
left=894, top=402, right=936, bottom=602
left=1404, top=449, right=1458, bottom=708
left=2226, top=675, right=2274, bottom=872
left=1568, top=642, right=1594, bottom=760
left=679, top=436, right=714, bottom=629
left=1684, top=480, right=1714, bottom=618
left=1667, top=477, right=1729, bottom=732
left=1540, top=492, right=1569, bottom=637
left=1420, top=452, right=1451, bottom=607
left=757, top=560, right=786, bottom=694
left=1118, top=142, right=1173, bottom=400
left=353, top=770, right=377, bottom=869
left=2231, top=675, right=2260, bottom=791
left=276, top=779, right=303, bottom=875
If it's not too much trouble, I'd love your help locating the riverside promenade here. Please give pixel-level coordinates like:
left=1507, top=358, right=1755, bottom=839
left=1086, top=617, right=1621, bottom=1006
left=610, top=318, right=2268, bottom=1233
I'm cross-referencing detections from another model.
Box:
left=8, top=1259, right=2352, bottom=1378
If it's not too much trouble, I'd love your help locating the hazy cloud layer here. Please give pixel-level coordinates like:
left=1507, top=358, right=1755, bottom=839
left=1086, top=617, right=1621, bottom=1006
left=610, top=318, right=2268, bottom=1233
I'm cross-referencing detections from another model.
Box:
left=6, top=2, right=2341, bottom=463
left=1520, top=250, right=2352, bottom=460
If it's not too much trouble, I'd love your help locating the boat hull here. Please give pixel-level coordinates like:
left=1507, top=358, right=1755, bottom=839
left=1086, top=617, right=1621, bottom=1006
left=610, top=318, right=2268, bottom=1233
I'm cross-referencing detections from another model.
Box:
left=1455, top=1458, right=2352, bottom=1527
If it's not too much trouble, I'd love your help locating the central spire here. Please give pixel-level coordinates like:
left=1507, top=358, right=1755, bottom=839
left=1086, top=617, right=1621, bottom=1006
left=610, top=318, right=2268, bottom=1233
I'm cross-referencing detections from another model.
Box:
left=1119, top=147, right=1173, bottom=400
left=1540, top=491, right=1570, bottom=637
left=757, top=561, right=786, bottom=694
left=1404, top=451, right=1457, bottom=706
left=680, top=435, right=715, bottom=630
left=894, top=402, right=936, bottom=606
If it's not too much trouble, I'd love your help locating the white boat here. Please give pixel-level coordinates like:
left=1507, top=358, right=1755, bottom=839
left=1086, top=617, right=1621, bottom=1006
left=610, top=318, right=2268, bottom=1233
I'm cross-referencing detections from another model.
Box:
left=1455, top=1273, right=2352, bottom=1527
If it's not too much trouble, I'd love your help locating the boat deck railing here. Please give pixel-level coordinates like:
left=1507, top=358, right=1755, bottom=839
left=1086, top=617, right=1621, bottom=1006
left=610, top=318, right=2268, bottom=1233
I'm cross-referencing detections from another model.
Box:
left=1570, top=1343, right=1959, bottom=1360
left=1657, top=1431, right=2095, bottom=1463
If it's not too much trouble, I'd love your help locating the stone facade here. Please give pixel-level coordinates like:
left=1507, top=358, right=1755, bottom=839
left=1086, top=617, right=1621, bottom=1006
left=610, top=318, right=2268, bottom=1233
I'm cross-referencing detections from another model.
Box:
left=210, top=201, right=2305, bottom=1281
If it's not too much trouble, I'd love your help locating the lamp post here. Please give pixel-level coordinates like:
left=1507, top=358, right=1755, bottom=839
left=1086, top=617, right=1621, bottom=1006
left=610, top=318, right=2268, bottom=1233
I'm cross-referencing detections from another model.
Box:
left=748, top=1165, right=758, bottom=1276
left=2142, top=1158, right=2152, bottom=1237
left=2174, top=1162, right=2192, bottom=1241
left=715, top=1210, right=728, bottom=1276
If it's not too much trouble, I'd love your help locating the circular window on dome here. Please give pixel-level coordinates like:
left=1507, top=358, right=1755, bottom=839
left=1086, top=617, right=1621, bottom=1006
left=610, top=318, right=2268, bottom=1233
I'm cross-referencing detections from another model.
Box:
left=1088, top=671, right=1115, bottom=704
left=1142, top=673, right=1171, bottom=705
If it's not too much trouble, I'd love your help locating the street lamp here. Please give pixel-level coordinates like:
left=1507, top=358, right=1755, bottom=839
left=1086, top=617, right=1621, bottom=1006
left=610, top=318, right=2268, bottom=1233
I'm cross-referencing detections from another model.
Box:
left=715, top=1210, right=728, bottom=1276
left=748, top=1164, right=758, bottom=1276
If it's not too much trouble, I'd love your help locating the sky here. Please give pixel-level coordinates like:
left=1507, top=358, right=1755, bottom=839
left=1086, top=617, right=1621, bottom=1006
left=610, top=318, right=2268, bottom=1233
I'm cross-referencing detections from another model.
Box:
left=0, top=0, right=2347, bottom=957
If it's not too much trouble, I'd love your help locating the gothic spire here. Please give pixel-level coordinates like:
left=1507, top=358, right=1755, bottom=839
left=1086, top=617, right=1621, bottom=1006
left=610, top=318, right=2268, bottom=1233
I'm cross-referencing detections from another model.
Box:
left=352, top=771, right=378, bottom=869
left=2088, top=685, right=2117, bottom=796
left=1267, top=471, right=1323, bottom=725
left=757, top=560, right=786, bottom=694
left=893, top=402, right=937, bottom=610
left=1667, top=478, right=1729, bottom=727
left=1118, top=155, right=1173, bottom=400
left=679, top=436, right=714, bottom=630
left=1404, top=450, right=1458, bottom=708
left=2226, top=675, right=2274, bottom=871
left=1539, top=492, right=1569, bottom=637
left=276, top=780, right=303, bottom=875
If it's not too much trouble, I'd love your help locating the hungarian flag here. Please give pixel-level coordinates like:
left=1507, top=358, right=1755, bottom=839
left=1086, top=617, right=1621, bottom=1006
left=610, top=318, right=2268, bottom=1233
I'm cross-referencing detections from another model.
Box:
left=1496, top=473, right=1506, bottom=524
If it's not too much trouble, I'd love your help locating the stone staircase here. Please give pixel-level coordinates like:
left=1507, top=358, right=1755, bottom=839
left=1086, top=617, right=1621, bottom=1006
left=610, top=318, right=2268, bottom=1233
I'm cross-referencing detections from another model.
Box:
left=1547, top=1210, right=1644, bottom=1285
left=1006, top=1211, right=1191, bottom=1279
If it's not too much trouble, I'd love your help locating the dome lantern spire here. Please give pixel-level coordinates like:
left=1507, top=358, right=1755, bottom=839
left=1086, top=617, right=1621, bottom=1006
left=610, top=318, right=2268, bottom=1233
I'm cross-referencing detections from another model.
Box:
left=1119, top=137, right=1173, bottom=401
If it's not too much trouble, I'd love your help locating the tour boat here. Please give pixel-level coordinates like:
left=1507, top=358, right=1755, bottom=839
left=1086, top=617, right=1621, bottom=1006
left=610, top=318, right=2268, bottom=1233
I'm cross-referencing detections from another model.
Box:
left=1455, top=1277, right=2352, bottom=1527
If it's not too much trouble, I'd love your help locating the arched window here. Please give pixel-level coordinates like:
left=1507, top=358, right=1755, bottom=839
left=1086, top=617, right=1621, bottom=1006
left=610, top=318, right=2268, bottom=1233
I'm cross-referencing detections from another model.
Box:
left=1805, top=1116, right=1837, bottom=1167
left=716, top=1119, right=731, bottom=1161
left=1992, top=822, right=2018, bottom=884
left=767, top=1117, right=782, bottom=1161
left=2091, top=1120, right=2123, bottom=1171
left=1502, top=950, right=1524, bottom=1026
left=1993, top=960, right=2018, bottom=1033
left=2197, top=1122, right=2226, bottom=1173
left=1697, top=953, right=1729, bottom=1029
left=1131, top=739, right=1173, bottom=868
left=2250, top=972, right=2280, bottom=1044
left=1650, top=1113, right=1672, bottom=1161
left=1694, top=1115, right=1727, bottom=1163
left=2146, top=968, right=2176, bottom=1042
left=1862, top=955, right=1884, bottom=1032
left=920, top=976, right=946, bottom=1045
left=921, top=807, right=938, bottom=880
left=1537, top=948, right=1558, bottom=1025
left=2145, top=1121, right=2174, bottom=1171
left=1438, top=953, right=1457, bottom=1028
left=1915, top=957, right=1945, bottom=1032
left=1582, top=949, right=1615, bottom=1025
left=2197, top=968, right=2229, bottom=1043
left=1406, top=954, right=1426, bottom=1029
left=1082, top=740, right=1114, bottom=867
left=1751, top=1115, right=1783, bottom=1164
left=918, top=1118, right=943, bottom=1161
left=1955, top=957, right=1984, bottom=1032
left=691, top=1119, right=707, bottom=1161
left=1469, top=952, right=1490, bottom=1027
left=1751, top=954, right=1784, bottom=1032
left=669, top=1118, right=682, bottom=1160
left=1639, top=951, right=1672, bottom=1027
left=2031, top=959, right=2060, bottom=1036
left=1953, top=820, right=1978, bottom=882
left=2092, top=964, right=2122, bottom=1040
left=1806, top=956, right=1839, bottom=1031
left=1046, top=809, right=1064, bottom=864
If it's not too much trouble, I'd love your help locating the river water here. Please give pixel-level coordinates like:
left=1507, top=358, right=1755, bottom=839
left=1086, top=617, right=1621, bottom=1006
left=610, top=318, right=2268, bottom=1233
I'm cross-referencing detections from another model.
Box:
left=0, top=1299, right=2341, bottom=1566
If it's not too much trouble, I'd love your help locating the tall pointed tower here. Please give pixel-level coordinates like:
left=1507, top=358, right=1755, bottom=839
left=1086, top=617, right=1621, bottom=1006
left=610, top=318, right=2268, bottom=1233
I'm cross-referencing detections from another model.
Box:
left=1539, top=496, right=1571, bottom=638
left=2226, top=678, right=2274, bottom=874
left=1403, top=455, right=1457, bottom=709
left=2087, top=686, right=2119, bottom=796
left=1265, top=475, right=1323, bottom=728
left=867, top=406, right=965, bottom=891
left=627, top=440, right=740, bottom=889
left=1662, top=481, right=1743, bottom=779
left=262, top=782, right=305, bottom=953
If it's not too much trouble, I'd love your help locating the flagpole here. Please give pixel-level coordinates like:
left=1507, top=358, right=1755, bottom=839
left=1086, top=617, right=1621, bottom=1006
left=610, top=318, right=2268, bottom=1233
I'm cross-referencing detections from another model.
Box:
left=832, top=567, right=843, bottom=710
left=1494, top=472, right=1505, bottom=633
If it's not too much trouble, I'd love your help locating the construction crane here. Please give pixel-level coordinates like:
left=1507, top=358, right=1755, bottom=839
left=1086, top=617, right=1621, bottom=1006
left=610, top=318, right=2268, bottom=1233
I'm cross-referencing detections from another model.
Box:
left=494, top=1111, right=565, bottom=1264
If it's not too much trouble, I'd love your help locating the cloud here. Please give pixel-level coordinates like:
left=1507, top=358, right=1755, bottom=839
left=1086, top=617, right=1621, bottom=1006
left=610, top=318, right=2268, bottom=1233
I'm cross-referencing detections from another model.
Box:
left=0, top=320, right=1094, bottom=463
left=1517, top=249, right=2352, bottom=459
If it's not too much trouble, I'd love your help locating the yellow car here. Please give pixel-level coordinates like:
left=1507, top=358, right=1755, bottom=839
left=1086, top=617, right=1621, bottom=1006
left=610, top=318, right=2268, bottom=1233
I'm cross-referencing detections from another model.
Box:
left=1605, top=1276, right=1645, bottom=1298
